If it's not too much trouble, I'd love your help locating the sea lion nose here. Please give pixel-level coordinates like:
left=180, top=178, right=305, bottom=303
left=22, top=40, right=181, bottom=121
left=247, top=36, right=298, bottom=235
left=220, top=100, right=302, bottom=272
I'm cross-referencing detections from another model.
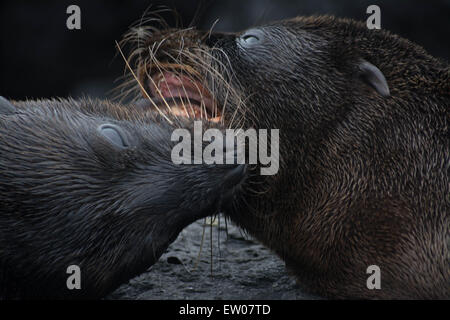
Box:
left=221, top=164, right=247, bottom=206
left=223, top=164, right=247, bottom=188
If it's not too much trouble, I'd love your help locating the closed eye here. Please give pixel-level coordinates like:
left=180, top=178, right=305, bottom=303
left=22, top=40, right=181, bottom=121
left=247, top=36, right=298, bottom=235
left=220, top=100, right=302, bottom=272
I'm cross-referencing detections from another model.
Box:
left=237, top=29, right=264, bottom=48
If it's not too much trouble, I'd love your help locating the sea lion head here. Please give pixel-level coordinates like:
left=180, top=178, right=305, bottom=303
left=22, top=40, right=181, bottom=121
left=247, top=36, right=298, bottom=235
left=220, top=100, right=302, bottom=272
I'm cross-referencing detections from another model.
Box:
left=121, top=16, right=398, bottom=131
left=0, top=97, right=246, bottom=299
left=120, top=14, right=449, bottom=299
left=119, top=15, right=399, bottom=219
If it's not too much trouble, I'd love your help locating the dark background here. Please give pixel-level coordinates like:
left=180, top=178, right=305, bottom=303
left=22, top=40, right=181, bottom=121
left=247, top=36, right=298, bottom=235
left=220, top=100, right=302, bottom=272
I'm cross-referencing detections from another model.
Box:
left=1, top=0, right=449, bottom=101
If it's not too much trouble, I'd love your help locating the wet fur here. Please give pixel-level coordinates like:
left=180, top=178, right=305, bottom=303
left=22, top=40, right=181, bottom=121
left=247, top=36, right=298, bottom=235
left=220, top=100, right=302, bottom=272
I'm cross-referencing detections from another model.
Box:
left=126, top=15, right=449, bottom=299
left=0, top=98, right=244, bottom=299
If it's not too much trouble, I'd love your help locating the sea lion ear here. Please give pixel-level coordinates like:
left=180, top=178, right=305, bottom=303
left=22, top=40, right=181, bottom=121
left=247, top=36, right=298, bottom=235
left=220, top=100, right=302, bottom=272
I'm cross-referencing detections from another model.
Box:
left=97, top=124, right=130, bottom=149
left=357, top=60, right=390, bottom=97
left=0, top=96, right=16, bottom=115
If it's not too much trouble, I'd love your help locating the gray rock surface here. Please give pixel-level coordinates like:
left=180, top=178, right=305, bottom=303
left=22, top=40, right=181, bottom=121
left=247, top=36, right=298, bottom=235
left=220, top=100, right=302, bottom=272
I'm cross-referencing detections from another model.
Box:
left=107, top=216, right=317, bottom=300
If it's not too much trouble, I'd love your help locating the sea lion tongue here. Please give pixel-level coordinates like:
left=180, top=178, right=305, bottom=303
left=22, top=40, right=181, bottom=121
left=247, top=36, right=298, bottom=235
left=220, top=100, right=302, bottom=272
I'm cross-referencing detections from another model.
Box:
left=149, top=71, right=219, bottom=121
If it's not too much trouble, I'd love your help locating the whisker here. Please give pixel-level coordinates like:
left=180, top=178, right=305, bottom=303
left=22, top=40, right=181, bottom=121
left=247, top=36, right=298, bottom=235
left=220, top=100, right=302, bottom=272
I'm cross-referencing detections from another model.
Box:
left=146, top=52, right=180, bottom=122
left=192, top=217, right=208, bottom=272
left=150, top=51, right=192, bottom=118
left=115, top=41, right=173, bottom=124
left=207, top=18, right=220, bottom=41
left=157, top=50, right=197, bottom=118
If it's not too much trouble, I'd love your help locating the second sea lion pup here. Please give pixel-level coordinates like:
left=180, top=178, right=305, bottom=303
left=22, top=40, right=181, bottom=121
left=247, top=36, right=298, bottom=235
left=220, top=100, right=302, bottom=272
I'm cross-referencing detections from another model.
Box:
left=0, top=97, right=246, bottom=299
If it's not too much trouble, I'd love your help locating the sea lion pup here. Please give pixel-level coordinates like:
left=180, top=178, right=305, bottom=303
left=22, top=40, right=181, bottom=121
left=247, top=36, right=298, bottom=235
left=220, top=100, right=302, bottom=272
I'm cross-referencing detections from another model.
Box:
left=0, top=96, right=246, bottom=299
left=123, top=15, right=449, bottom=299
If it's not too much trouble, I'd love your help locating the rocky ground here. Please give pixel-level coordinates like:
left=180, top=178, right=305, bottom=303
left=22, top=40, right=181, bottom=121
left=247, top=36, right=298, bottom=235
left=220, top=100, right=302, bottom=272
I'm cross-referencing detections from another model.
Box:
left=107, top=216, right=318, bottom=300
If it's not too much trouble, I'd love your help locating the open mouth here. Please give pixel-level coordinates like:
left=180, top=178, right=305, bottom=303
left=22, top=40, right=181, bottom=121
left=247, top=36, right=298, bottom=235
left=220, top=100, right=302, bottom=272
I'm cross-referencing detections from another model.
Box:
left=148, top=71, right=221, bottom=122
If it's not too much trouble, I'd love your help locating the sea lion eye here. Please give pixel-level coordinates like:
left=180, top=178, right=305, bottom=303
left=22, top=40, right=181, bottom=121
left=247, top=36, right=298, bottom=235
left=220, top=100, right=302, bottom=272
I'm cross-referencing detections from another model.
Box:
left=238, top=29, right=264, bottom=48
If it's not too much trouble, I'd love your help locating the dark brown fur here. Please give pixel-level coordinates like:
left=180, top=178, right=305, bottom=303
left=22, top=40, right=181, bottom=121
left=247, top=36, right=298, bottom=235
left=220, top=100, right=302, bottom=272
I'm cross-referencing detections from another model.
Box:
left=128, top=15, right=449, bottom=299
